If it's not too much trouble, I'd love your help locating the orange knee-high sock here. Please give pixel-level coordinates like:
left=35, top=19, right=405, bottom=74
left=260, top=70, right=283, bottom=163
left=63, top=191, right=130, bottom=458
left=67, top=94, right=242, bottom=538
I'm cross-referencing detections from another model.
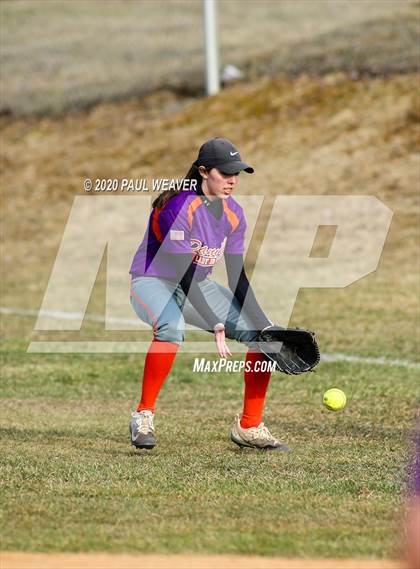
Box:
left=240, top=349, right=272, bottom=428
left=136, top=339, right=179, bottom=413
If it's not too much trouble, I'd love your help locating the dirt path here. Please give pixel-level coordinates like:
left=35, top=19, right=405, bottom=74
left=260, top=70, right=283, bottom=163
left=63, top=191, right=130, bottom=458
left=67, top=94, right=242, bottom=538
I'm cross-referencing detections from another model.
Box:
left=1, top=552, right=404, bottom=569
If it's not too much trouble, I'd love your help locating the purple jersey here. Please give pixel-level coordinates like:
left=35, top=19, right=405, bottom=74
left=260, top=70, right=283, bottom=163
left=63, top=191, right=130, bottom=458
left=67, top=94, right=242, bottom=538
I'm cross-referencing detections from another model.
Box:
left=130, top=190, right=246, bottom=281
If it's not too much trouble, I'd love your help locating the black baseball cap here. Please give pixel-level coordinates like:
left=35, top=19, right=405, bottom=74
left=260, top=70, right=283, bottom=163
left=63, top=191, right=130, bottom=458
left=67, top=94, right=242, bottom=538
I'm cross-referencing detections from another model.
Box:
left=195, top=137, right=254, bottom=174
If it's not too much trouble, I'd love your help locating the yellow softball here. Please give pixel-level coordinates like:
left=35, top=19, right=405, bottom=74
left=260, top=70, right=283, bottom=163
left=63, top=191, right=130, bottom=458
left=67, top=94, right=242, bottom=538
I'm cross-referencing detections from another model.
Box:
left=323, top=388, right=347, bottom=411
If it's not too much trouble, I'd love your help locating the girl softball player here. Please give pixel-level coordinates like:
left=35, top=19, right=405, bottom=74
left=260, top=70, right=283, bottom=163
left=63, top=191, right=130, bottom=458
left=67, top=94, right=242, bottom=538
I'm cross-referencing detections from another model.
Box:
left=129, top=137, right=290, bottom=452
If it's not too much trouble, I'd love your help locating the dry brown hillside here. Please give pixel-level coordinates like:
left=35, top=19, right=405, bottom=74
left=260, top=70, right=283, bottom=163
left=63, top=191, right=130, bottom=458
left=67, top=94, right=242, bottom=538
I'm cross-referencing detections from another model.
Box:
left=1, top=73, right=419, bottom=357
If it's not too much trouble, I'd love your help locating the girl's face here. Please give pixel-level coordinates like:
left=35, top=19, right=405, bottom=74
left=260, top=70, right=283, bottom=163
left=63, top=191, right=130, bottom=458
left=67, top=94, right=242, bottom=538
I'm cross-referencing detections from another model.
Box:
left=199, top=166, right=240, bottom=200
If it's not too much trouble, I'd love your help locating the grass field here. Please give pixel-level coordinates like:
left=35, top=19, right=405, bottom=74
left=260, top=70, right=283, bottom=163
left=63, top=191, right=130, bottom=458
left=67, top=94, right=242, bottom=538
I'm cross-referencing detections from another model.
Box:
left=1, top=338, right=418, bottom=557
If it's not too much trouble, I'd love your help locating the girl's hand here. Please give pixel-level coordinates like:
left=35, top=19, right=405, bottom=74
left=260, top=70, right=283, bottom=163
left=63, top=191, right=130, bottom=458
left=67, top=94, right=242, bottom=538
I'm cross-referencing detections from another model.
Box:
left=214, top=323, right=232, bottom=359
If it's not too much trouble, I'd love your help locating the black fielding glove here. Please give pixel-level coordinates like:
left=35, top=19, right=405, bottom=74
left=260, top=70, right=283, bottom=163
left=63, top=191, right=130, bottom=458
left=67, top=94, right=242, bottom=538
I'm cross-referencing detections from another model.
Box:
left=257, top=325, right=320, bottom=375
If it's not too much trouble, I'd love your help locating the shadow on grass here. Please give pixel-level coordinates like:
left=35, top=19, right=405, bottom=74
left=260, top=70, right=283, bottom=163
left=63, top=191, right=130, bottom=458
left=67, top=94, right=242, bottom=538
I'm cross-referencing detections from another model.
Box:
left=0, top=426, right=122, bottom=444
left=282, top=419, right=410, bottom=440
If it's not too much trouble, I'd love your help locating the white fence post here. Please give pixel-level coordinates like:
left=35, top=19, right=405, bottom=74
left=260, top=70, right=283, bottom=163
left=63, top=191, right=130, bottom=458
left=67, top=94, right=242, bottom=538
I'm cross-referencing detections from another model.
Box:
left=203, top=0, right=220, bottom=96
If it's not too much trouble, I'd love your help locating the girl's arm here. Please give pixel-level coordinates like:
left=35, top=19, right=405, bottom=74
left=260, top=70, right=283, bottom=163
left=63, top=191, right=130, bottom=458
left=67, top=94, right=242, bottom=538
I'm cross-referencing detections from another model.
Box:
left=225, top=252, right=272, bottom=331
left=169, top=253, right=232, bottom=358
left=155, top=206, right=220, bottom=329
left=172, top=253, right=220, bottom=329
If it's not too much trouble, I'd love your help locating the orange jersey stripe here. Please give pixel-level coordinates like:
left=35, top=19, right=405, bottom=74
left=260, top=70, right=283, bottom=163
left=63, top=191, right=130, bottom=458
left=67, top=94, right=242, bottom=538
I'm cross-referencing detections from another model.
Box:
left=187, top=197, right=203, bottom=229
left=151, top=208, right=163, bottom=242
left=223, top=200, right=240, bottom=233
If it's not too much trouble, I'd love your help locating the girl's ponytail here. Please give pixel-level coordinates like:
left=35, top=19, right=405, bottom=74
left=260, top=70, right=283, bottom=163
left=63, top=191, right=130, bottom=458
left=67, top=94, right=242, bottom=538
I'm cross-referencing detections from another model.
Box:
left=151, top=161, right=203, bottom=209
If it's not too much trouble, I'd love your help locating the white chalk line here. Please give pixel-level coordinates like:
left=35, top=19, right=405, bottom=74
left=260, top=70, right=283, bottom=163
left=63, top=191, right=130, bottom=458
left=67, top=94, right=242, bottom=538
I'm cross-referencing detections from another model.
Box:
left=1, top=306, right=419, bottom=368
left=0, top=306, right=138, bottom=326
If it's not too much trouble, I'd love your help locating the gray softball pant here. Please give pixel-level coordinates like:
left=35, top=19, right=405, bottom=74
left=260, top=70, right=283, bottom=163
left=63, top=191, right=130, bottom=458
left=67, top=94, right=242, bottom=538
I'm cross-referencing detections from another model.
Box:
left=130, top=276, right=260, bottom=347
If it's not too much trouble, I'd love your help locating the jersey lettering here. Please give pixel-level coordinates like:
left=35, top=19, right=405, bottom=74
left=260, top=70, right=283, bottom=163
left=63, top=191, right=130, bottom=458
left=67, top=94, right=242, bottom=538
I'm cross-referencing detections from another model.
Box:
left=191, top=237, right=227, bottom=267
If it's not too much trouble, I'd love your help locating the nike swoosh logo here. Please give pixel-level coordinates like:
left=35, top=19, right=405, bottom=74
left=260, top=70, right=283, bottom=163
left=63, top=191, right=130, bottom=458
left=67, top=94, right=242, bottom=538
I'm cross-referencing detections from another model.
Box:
left=130, top=425, right=138, bottom=441
left=229, top=151, right=239, bottom=156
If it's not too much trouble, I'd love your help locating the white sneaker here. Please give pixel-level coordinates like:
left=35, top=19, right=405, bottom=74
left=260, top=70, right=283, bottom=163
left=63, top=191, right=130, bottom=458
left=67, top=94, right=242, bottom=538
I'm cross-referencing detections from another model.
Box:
left=129, top=410, right=156, bottom=449
left=230, top=414, right=291, bottom=452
